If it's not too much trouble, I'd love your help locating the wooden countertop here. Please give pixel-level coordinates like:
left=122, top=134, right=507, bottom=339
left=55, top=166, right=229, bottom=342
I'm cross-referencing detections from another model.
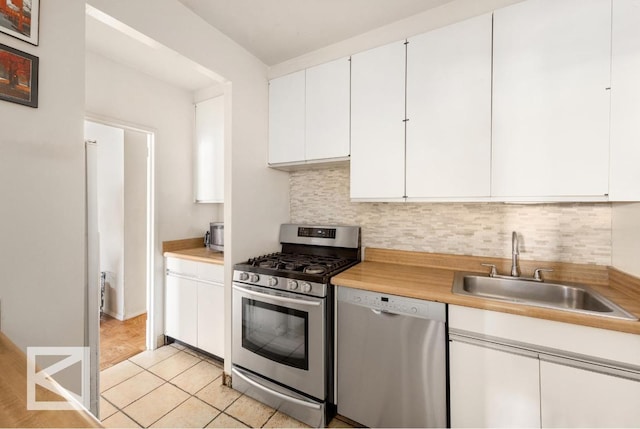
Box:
left=0, top=332, right=102, bottom=428
left=162, top=237, right=224, bottom=265
left=331, top=248, right=640, bottom=335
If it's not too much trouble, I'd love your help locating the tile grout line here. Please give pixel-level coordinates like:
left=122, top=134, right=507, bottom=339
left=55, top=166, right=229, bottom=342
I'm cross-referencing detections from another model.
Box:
left=102, top=346, right=307, bottom=429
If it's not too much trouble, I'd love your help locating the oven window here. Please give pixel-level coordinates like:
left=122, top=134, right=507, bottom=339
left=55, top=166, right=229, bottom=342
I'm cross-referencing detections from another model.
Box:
left=241, top=297, right=309, bottom=370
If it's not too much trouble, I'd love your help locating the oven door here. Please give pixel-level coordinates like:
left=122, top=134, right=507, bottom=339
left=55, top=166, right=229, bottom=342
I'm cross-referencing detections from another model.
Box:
left=232, top=282, right=326, bottom=400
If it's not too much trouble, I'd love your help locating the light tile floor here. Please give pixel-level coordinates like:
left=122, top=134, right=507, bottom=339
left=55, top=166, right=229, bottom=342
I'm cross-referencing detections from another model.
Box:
left=100, top=343, right=355, bottom=428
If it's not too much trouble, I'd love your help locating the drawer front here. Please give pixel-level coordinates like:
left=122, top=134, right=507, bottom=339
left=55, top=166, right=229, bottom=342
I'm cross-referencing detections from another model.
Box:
left=449, top=305, right=640, bottom=367
left=166, top=257, right=199, bottom=276
left=198, top=262, right=224, bottom=283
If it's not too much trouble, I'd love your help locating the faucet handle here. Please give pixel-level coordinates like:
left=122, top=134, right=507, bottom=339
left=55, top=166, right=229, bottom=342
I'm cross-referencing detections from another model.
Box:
left=481, top=263, right=498, bottom=277
left=533, top=268, right=553, bottom=281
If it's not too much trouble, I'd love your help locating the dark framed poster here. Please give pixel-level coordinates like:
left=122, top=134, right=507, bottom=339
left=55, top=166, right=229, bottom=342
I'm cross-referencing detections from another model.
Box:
left=0, top=42, right=38, bottom=108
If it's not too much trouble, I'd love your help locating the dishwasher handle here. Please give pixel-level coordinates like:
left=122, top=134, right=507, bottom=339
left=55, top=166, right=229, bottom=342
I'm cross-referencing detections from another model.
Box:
left=371, top=308, right=400, bottom=317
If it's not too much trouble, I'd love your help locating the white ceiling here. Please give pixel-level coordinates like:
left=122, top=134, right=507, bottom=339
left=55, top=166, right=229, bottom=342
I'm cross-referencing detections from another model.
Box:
left=85, top=0, right=457, bottom=91
left=85, top=5, right=225, bottom=92
left=178, top=0, right=456, bottom=66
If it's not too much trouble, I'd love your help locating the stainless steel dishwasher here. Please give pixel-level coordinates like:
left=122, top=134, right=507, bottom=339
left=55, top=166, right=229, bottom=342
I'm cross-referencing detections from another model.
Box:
left=337, top=286, right=448, bottom=428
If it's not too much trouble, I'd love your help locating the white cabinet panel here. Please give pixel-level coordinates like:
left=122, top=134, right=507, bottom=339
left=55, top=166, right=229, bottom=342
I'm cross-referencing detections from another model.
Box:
left=165, top=274, right=198, bottom=346
left=492, top=0, right=611, bottom=199
left=268, top=70, right=305, bottom=164
left=198, top=262, right=224, bottom=283
left=195, top=96, right=224, bottom=203
left=305, top=57, right=350, bottom=161
left=450, top=340, right=541, bottom=428
left=197, top=282, right=224, bottom=357
left=540, top=360, right=640, bottom=428
left=350, top=41, right=406, bottom=200
left=165, top=257, right=224, bottom=358
left=406, top=13, right=492, bottom=199
left=610, top=0, right=640, bottom=201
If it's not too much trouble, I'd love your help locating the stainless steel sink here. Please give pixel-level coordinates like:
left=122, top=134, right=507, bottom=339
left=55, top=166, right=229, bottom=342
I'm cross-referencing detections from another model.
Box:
left=452, top=272, right=638, bottom=321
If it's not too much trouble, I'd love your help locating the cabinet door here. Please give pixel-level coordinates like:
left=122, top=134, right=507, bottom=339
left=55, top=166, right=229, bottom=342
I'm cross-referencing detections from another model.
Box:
left=194, top=96, right=224, bottom=203
left=305, top=57, right=350, bottom=161
left=540, top=360, right=640, bottom=428
left=406, top=13, right=492, bottom=199
left=450, top=340, right=541, bottom=428
left=197, top=282, right=224, bottom=358
left=350, top=41, right=406, bottom=200
left=165, top=274, right=198, bottom=346
left=268, top=70, right=305, bottom=164
left=492, top=0, right=611, bottom=199
left=610, top=0, right=640, bottom=201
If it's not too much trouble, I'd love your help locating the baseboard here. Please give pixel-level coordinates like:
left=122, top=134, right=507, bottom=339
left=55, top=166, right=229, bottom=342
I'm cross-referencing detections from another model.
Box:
left=123, top=310, right=147, bottom=320
left=103, top=310, right=123, bottom=321
left=155, top=334, right=165, bottom=349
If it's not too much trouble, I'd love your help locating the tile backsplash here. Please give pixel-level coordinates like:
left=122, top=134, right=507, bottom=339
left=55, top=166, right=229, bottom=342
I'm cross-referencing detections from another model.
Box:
left=290, top=166, right=612, bottom=266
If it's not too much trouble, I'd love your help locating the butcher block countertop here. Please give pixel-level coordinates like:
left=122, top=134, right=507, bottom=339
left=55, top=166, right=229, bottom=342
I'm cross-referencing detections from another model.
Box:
left=0, top=332, right=102, bottom=428
left=331, top=248, right=640, bottom=335
left=162, top=238, right=223, bottom=265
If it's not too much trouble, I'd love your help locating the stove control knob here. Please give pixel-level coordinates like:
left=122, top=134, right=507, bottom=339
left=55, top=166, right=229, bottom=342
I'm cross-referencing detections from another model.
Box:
left=300, top=282, right=312, bottom=293
left=268, top=277, right=278, bottom=287
left=250, top=274, right=260, bottom=283
left=287, top=280, right=298, bottom=290
left=239, top=272, right=249, bottom=281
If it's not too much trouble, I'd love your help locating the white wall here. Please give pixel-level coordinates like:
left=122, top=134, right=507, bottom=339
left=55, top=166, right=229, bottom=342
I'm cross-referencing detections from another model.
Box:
left=0, top=2, right=86, bottom=350
left=86, top=0, right=291, bottom=372
left=86, top=121, right=125, bottom=320
left=124, top=129, right=148, bottom=319
left=612, top=203, right=640, bottom=277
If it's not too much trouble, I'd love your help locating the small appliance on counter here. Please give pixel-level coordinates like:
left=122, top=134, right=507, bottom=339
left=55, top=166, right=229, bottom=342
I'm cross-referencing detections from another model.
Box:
left=207, top=222, right=224, bottom=251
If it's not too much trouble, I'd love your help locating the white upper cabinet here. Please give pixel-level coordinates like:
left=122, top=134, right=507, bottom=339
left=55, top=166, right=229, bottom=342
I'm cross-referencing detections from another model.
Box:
left=269, top=58, right=350, bottom=167
left=406, top=13, right=492, bottom=200
left=492, top=0, right=611, bottom=200
left=350, top=41, right=406, bottom=200
left=305, top=57, right=351, bottom=161
left=195, top=96, right=224, bottom=203
left=268, top=70, right=306, bottom=164
left=610, top=0, right=640, bottom=201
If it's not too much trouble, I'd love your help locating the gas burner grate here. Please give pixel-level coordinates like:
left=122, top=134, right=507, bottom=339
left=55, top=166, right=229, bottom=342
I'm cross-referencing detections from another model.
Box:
left=246, top=252, right=354, bottom=277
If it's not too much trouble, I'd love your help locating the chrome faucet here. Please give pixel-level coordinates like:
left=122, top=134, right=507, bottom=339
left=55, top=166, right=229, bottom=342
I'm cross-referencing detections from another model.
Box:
left=511, top=231, right=520, bottom=277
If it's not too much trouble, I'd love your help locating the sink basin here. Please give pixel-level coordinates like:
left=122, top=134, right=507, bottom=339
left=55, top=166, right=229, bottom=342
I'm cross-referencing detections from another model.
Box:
left=452, top=272, right=638, bottom=321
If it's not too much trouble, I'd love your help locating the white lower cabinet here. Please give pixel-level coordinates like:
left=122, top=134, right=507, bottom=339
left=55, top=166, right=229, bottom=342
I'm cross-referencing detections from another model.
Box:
left=450, top=340, right=540, bottom=428
left=165, top=257, right=224, bottom=358
left=449, top=305, right=640, bottom=428
left=196, top=281, right=224, bottom=357
left=540, top=360, right=640, bottom=428
left=165, top=273, right=198, bottom=346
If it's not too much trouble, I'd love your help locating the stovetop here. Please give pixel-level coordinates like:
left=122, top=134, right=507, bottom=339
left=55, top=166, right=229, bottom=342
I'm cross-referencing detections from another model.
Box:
left=234, top=252, right=359, bottom=285
left=247, top=252, right=354, bottom=276
left=233, top=224, right=361, bottom=297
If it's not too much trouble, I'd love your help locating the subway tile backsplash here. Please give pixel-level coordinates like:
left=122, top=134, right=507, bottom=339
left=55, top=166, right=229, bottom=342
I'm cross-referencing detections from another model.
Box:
left=290, top=166, right=612, bottom=265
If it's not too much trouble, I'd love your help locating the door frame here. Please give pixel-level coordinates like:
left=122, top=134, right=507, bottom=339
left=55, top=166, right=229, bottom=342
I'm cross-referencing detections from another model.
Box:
left=84, top=114, right=157, bottom=416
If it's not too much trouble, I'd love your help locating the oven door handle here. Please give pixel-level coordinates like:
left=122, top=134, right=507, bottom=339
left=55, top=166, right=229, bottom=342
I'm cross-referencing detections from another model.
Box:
left=232, top=367, right=322, bottom=410
left=232, top=284, right=322, bottom=307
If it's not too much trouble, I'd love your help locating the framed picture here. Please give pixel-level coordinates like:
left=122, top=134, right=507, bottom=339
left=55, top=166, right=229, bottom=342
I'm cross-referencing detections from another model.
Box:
left=0, top=0, right=39, bottom=45
left=0, top=42, right=38, bottom=108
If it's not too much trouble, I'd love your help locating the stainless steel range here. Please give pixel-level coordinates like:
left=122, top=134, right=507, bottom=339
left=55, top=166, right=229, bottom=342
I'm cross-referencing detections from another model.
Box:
left=232, top=224, right=360, bottom=428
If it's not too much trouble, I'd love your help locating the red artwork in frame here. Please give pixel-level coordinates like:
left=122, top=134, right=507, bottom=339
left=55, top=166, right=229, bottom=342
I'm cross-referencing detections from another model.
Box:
left=0, top=42, right=38, bottom=108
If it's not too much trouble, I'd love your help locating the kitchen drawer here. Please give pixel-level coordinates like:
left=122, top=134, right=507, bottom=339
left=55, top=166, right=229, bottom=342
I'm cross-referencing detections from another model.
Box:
left=449, top=305, right=640, bottom=367
left=166, top=257, right=199, bottom=276
left=198, top=262, right=224, bottom=283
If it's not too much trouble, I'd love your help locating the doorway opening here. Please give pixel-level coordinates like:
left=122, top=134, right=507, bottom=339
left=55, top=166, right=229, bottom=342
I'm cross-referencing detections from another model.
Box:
left=85, top=118, right=156, bottom=386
